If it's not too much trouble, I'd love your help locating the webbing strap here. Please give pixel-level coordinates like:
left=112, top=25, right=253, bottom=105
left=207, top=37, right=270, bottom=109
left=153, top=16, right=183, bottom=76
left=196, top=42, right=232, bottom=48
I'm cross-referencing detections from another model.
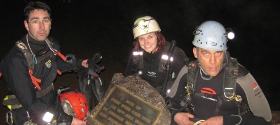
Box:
left=29, top=69, right=42, bottom=90
left=16, top=41, right=34, bottom=70
left=223, top=58, right=238, bottom=99
left=131, top=51, right=143, bottom=74
left=187, top=61, right=198, bottom=95
left=36, top=83, right=54, bottom=98
left=57, top=51, right=66, bottom=61
left=158, top=42, right=170, bottom=73
left=44, top=38, right=66, bottom=74
left=2, top=95, right=21, bottom=109
left=16, top=40, right=66, bottom=89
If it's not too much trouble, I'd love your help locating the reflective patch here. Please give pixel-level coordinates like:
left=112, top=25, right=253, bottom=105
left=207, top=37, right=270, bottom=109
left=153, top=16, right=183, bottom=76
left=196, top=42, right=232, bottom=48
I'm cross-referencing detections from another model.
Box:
left=147, top=71, right=156, bottom=77
left=252, top=82, right=258, bottom=89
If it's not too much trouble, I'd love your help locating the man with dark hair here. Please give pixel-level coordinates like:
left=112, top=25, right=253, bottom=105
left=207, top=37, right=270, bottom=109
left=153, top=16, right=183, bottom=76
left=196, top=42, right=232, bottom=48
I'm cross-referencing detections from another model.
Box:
left=1, top=1, right=89, bottom=124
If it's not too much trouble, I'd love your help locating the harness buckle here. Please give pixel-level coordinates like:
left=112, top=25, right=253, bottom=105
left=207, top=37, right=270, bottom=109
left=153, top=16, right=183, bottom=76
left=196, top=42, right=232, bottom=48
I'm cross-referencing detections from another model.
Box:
left=228, top=95, right=242, bottom=102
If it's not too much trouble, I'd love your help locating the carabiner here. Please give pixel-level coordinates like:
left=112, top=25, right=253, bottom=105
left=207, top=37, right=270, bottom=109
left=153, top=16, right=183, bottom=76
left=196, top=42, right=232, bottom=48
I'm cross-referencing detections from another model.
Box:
left=6, top=111, right=13, bottom=125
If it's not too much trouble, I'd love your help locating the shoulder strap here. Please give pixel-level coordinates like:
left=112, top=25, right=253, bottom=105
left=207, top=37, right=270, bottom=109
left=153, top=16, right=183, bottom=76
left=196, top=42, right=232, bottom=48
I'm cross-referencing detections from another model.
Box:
left=15, top=41, right=43, bottom=90
left=223, top=57, right=239, bottom=100
left=187, top=58, right=239, bottom=100
left=186, top=61, right=198, bottom=96
left=132, top=51, right=143, bottom=75
left=158, top=42, right=171, bottom=73
left=15, top=41, right=34, bottom=70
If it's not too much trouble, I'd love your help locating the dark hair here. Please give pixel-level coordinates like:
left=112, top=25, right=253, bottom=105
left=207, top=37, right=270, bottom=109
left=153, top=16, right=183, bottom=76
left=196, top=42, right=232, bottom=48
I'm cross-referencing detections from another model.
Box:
left=133, top=32, right=166, bottom=51
left=24, top=1, right=51, bottom=21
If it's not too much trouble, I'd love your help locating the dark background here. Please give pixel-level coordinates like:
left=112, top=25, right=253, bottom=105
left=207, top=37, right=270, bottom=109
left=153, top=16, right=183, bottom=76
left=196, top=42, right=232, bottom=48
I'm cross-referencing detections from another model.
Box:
left=0, top=0, right=279, bottom=124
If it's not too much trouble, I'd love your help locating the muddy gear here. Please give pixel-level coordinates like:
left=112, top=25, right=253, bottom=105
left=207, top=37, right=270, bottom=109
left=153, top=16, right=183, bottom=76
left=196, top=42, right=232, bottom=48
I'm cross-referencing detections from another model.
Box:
left=78, top=52, right=105, bottom=110
left=87, top=52, right=104, bottom=77
left=78, top=70, right=105, bottom=110
left=60, top=91, right=89, bottom=121
left=133, top=16, right=161, bottom=39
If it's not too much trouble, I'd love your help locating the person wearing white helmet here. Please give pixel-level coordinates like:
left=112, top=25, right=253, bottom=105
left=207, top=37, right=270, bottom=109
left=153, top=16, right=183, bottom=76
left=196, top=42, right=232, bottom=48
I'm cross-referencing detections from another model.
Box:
left=165, top=20, right=271, bottom=125
left=124, top=16, right=188, bottom=96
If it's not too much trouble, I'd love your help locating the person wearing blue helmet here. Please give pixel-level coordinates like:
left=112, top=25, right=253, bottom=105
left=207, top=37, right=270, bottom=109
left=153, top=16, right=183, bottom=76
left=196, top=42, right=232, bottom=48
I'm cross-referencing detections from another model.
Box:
left=165, top=20, right=271, bottom=125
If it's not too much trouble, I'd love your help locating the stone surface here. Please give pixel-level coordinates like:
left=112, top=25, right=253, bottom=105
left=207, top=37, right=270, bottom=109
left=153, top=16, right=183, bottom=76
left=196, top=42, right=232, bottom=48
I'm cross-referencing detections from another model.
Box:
left=272, top=111, right=280, bottom=125
left=87, top=73, right=171, bottom=125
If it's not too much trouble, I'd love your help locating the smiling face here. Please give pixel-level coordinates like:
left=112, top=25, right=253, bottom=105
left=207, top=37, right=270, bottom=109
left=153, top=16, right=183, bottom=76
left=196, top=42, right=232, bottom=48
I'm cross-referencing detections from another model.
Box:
left=24, top=9, right=51, bottom=41
left=193, top=47, right=225, bottom=76
left=137, top=32, right=158, bottom=53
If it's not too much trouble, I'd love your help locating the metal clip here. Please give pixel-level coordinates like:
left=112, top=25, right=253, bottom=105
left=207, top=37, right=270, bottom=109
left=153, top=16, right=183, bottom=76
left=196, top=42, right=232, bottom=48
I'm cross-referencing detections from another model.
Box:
left=6, top=111, right=13, bottom=125
left=228, top=95, right=242, bottom=102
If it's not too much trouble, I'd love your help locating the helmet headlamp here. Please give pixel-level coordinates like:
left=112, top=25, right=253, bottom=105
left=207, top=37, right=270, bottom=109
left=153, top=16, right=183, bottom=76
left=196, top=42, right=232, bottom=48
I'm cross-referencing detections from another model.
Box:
left=226, top=28, right=235, bottom=40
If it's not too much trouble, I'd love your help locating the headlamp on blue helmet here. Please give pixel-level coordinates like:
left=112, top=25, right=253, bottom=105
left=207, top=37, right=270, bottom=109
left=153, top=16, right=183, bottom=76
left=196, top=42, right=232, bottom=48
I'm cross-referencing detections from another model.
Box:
left=192, top=21, right=234, bottom=51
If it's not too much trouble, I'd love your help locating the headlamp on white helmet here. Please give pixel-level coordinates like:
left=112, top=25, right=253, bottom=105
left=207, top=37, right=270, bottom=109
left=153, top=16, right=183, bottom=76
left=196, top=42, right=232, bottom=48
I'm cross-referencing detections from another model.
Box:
left=133, top=16, right=161, bottom=39
left=192, top=20, right=234, bottom=51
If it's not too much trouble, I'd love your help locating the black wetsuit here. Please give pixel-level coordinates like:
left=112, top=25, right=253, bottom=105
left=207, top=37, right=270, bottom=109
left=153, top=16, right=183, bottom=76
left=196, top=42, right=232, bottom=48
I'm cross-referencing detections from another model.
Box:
left=0, top=35, right=83, bottom=124
left=124, top=42, right=186, bottom=92
left=166, top=52, right=272, bottom=125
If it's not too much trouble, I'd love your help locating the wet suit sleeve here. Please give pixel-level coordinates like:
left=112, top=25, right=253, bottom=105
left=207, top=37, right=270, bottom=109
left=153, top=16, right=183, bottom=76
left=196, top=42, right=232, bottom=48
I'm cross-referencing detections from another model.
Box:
left=171, top=52, right=187, bottom=79
left=55, top=55, right=83, bottom=73
left=223, top=73, right=272, bottom=125
left=165, top=66, right=189, bottom=123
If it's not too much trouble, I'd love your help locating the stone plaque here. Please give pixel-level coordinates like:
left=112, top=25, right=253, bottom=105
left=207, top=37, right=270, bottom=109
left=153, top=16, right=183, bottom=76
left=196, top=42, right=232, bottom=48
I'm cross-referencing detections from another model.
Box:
left=93, top=86, right=161, bottom=125
left=87, top=73, right=171, bottom=125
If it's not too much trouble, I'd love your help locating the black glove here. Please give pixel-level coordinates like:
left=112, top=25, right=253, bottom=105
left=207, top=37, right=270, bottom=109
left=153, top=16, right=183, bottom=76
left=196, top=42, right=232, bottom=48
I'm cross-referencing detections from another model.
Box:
left=87, top=52, right=104, bottom=77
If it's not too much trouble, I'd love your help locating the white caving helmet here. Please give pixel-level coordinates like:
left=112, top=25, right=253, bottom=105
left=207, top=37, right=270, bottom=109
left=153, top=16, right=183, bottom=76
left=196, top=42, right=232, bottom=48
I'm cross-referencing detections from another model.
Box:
left=192, top=20, right=233, bottom=51
left=133, top=16, right=161, bottom=39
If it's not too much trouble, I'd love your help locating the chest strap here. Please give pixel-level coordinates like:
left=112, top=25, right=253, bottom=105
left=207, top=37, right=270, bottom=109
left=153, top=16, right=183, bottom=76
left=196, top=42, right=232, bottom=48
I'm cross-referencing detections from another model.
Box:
left=16, top=40, right=66, bottom=90
left=3, top=83, right=54, bottom=110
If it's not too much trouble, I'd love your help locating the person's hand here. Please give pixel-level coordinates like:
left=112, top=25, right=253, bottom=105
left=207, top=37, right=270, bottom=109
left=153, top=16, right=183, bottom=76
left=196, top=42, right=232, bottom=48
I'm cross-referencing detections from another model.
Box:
left=71, top=117, right=86, bottom=125
left=81, top=59, right=88, bottom=68
left=174, top=112, right=195, bottom=125
left=199, top=116, right=223, bottom=125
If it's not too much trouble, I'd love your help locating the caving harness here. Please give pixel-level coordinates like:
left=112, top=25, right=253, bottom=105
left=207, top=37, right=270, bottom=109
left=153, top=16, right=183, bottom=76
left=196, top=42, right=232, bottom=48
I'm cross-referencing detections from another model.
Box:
left=1, top=36, right=69, bottom=125
left=132, top=41, right=188, bottom=95
left=180, top=57, right=250, bottom=122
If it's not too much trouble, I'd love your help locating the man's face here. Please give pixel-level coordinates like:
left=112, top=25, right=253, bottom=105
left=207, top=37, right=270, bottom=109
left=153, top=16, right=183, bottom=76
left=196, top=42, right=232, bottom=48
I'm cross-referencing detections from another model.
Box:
left=138, top=32, right=158, bottom=53
left=24, top=9, right=51, bottom=41
left=193, top=47, right=225, bottom=77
